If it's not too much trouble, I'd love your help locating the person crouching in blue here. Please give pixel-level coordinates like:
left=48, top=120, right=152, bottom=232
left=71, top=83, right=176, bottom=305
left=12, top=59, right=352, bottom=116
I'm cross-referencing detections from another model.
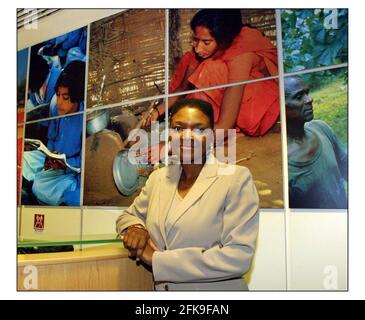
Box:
left=26, top=54, right=61, bottom=118
left=22, top=60, right=85, bottom=206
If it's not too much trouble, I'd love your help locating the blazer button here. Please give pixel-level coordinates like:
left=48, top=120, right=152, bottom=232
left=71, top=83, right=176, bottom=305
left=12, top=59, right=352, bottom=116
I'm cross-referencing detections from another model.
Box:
left=164, top=284, right=168, bottom=291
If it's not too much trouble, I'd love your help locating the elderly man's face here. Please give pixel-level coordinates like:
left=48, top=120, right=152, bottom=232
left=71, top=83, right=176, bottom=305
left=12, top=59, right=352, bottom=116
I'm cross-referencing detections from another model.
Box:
left=285, top=77, right=314, bottom=123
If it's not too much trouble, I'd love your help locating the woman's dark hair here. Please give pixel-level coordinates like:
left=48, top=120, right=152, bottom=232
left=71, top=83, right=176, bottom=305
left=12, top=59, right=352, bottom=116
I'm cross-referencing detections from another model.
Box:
left=170, top=98, right=215, bottom=129
left=190, top=9, right=243, bottom=50
left=28, top=54, right=49, bottom=93
left=55, top=60, right=86, bottom=103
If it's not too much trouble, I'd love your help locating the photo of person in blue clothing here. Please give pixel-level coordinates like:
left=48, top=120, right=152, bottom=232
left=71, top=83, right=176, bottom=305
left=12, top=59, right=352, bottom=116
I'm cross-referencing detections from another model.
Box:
left=41, top=27, right=87, bottom=67
left=26, top=53, right=61, bottom=121
left=26, top=26, right=87, bottom=121
left=21, top=61, right=85, bottom=206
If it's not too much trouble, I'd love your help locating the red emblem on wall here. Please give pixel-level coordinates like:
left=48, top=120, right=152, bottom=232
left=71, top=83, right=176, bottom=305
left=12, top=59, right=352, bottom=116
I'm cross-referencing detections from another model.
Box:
left=34, top=214, right=45, bottom=231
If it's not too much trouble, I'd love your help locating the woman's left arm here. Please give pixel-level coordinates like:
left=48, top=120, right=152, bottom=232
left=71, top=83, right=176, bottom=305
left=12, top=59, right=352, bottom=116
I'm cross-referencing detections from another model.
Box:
left=152, top=167, right=260, bottom=283
left=214, top=52, right=259, bottom=130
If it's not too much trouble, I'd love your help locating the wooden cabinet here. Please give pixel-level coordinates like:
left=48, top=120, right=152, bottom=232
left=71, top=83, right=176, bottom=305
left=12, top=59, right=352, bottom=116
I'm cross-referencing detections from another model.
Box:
left=17, top=244, right=153, bottom=291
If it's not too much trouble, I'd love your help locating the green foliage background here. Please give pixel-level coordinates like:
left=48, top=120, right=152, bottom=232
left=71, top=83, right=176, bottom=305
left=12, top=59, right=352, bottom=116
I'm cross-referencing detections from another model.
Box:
left=300, top=68, right=348, bottom=145
left=281, top=9, right=348, bottom=73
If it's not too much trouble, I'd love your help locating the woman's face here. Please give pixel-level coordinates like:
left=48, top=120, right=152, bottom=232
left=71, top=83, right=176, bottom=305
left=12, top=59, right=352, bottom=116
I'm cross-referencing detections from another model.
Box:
left=170, top=106, right=213, bottom=164
left=192, top=26, right=218, bottom=59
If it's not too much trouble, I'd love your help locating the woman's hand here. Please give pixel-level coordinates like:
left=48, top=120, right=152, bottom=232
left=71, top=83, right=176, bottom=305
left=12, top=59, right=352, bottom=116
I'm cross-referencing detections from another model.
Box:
left=141, top=107, right=160, bottom=129
left=137, top=238, right=159, bottom=266
left=123, top=224, right=150, bottom=259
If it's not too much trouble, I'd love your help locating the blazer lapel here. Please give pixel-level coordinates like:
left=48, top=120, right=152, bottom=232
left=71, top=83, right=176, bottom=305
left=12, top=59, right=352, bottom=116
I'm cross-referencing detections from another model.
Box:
left=158, top=164, right=181, bottom=246
left=164, top=155, right=219, bottom=239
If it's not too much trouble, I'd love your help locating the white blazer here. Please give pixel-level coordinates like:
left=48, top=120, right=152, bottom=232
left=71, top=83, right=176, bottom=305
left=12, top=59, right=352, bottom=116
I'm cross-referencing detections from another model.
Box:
left=116, top=154, right=259, bottom=291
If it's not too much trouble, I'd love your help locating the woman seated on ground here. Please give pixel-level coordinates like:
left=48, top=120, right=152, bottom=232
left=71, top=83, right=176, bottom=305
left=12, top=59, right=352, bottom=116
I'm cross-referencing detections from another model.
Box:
left=142, top=9, right=279, bottom=137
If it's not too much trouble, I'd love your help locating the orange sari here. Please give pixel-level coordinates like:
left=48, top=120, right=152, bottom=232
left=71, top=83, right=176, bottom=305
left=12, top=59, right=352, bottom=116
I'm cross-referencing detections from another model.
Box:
left=169, top=27, right=279, bottom=136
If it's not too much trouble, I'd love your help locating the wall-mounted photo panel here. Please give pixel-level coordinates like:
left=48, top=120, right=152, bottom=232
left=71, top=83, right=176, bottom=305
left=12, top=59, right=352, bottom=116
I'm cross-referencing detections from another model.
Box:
left=166, top=79, right=283, bottom=209
left=281, top=9, right=348, bottom=73
left=17, top=48, right=28, bottom=124
left=169, top=9, right=278, bottom=96
left=83, top=98, right=165, bottom=206
left=17, top=124, right=24, bottom=205
left=26, top=26, right=87, bottom=121
left=87, top=9, right=165, bottom=109
left=284, top=68, right=348, bottom=209
left=21, top=112, right=83, bottom=206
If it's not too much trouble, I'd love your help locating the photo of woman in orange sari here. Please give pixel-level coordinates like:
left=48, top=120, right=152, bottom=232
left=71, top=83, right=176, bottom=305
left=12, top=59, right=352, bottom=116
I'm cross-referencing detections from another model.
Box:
left=142, top=9, right=279, bottom=137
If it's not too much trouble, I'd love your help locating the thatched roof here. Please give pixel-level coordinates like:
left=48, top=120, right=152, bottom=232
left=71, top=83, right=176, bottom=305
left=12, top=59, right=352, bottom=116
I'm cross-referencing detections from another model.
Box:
left=87, top=9, right=165, bottom=109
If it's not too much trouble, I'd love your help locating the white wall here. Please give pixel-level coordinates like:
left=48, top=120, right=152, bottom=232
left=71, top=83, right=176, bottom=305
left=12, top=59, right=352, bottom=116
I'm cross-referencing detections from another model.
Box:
left=287, top=213, right=347, bottom=290
left=17, top=9, right=348, bottom=291
left=245, top=212, right=287, bottom=290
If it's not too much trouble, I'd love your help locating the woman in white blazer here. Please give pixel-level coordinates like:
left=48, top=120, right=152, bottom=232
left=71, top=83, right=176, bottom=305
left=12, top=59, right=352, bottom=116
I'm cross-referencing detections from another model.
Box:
left=116, top=98, right=259, bottom=291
